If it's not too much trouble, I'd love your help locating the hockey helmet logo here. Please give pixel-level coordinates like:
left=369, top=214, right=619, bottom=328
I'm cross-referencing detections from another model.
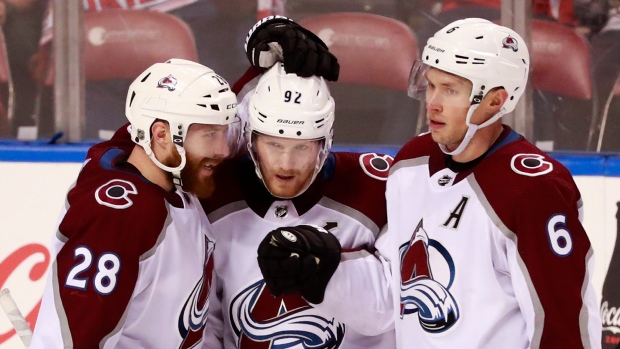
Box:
left=399, top=219, right=460, bottom=333
left=359, top=153, right=394, bottom=181
left=230, top=280, right=345, bottom=348
left=95, top=179, right=138, bottom=209
left=157, top=75, right=178, bottom=91
left=502, top=36, right=519, bottom=52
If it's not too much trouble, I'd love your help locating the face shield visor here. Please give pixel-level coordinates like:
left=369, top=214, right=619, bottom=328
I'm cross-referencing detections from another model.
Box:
left=182, top=115, right=243, bottom=160
left=248, top=130, right=328, bottom=199
left=408, top=59, right=474, bottom=110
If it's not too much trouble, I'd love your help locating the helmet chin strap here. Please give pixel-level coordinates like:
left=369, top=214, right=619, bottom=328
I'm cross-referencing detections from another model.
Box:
left=144, top=140, right=187, bottom=187
left=438, top=104, right=505, bottom=156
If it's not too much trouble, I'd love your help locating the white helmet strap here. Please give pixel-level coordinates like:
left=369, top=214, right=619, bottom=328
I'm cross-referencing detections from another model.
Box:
left=145, top=141, right=187, bottom=187
left=439, top=101, right=506, bottom=156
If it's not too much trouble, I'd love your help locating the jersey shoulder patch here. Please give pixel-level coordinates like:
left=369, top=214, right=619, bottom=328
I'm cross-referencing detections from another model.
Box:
left=359, top=153, right=394, bottom=181
left=510, top=153, right=554, bottom=177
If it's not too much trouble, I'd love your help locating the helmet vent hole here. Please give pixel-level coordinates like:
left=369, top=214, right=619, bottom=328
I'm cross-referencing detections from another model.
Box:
left=129, top=91, right=136, bottom=107
left=268, top=86, right=271, bottom=92
left=476, top=36, right=484, bottom=39
left=140, top=72, right=151, bottom=82
left=481, top=85, right=486, bottom=90
left=522, top=59, right=526, bottom=64
left=455, top=55, right=468, bottom=59
left=315, top=118, right=324, bottom=123
left=211, top=104, right=220, bottom=111
left=425, top=55, right=429, bottom=60
left=435, top=59, right=439, bottom=64
left=279, top=129, right=284, bottom=134
left=258, top=112, right=267, bottom=119
left=296, top=131, right=301, bottom=136
left=197, top=104, right=207, bottom=108
left=510, top=96, right=514, bottom=100
left=456, top=61, right=467, bottom=64
left=218, top=88, right=229, bottom=93
left=204, top=94, right=212, bottom=98
left=473, top=58, right=485, bottom=65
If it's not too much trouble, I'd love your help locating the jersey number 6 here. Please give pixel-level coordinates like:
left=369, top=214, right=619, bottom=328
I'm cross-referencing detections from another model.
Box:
left=65, top=246, right=121, bottom=295
left=546, top=214, right=573, bottom=257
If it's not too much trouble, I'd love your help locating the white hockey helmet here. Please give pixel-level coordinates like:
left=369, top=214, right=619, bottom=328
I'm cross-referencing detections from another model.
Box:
left=409, top=18, right=530, bottom=155
left=126, top=58, right=238, bottom=185
left=246, top=63, right=335, bottom=198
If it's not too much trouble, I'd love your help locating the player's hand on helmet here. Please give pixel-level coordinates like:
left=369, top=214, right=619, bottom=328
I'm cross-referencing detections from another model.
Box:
left=245, top=16, right=340, bottom=81
left=257, top=224, right=341, bottom=304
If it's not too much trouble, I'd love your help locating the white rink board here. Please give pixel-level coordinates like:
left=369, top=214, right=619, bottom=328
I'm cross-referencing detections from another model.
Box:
left=0, top=162, right=82, bottom=349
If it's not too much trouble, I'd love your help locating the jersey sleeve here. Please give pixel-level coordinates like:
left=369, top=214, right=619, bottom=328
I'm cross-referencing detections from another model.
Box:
left=31, top=173, right=169, bottom=347
left=312, top=228, right=395, bottom=336
left=480, top=165, right=601, bottom=348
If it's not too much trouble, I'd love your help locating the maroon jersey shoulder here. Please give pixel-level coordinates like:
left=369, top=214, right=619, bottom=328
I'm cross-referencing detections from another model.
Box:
left=323, top=152, right=393, bottom=228
left=473, top=137, right=582, bottom=235
left=63, top=141, right=171, bottom=256
left=394, top=133, right=437, bottom=164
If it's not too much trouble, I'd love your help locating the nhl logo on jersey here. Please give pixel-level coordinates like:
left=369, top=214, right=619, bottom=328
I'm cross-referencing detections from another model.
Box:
left=157, top=75, right=177, bottom=91
left=438, top=175, right=452, bottom=186
left=274, top=205, right=288, bottom=219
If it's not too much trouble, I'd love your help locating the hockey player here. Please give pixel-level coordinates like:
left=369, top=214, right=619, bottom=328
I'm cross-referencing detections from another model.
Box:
left=30, top=59, right=240, bottom=348
left=200, top=63, right=396, bottom=348
left=258, top=18, right=602, bottom=348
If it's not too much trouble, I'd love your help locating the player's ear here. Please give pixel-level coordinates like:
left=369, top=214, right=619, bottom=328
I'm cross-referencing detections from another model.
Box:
left=486, top=88, right=509, bottom=111
left=151, top=120, right=170, bottom=145
left=474, top=88, right=508, bottom=125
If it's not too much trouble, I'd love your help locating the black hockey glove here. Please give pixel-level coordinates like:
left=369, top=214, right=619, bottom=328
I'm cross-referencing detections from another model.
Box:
left=257, top=224, right=342, bottom=304
left=245, top=16, right=340, bottom=81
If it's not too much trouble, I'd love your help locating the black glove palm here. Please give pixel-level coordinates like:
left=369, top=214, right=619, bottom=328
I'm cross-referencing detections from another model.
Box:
left=245, top=16, right=340, bottom=81
left=257, top=224, right=341, bottom=304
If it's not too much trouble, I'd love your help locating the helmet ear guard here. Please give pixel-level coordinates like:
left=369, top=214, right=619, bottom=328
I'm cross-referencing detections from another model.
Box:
left=243, top=64, right=335, bottom=198
left=125, top=58, right=239, bottom=185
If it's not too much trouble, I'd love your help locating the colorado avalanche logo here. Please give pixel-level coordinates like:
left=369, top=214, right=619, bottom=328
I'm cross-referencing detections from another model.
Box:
left=178, top=238, right=215, bottom=348
left=502, top=36, right=519, bottom=52
left=359, top=153, right=394, bottom=181
left=157, top=75, right=178, bottom=91
left=230, top=280, right=345, bottom=348
left=399, top=220, right=460, bottom=333
left=510, top=153, right=553, bottom=177
left=95, top=179, right=137, bottom=209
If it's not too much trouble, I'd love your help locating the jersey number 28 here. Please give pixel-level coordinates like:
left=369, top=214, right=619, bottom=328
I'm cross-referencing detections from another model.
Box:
left=65, top=246, right=121, bottom=295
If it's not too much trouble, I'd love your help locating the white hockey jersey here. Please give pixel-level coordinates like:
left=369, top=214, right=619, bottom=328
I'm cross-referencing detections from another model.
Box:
left=200, top=153, right=396, bottom=349
left=31, top=133, right=214, bottom=348
left=381, top=127, right=601, bottom=348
